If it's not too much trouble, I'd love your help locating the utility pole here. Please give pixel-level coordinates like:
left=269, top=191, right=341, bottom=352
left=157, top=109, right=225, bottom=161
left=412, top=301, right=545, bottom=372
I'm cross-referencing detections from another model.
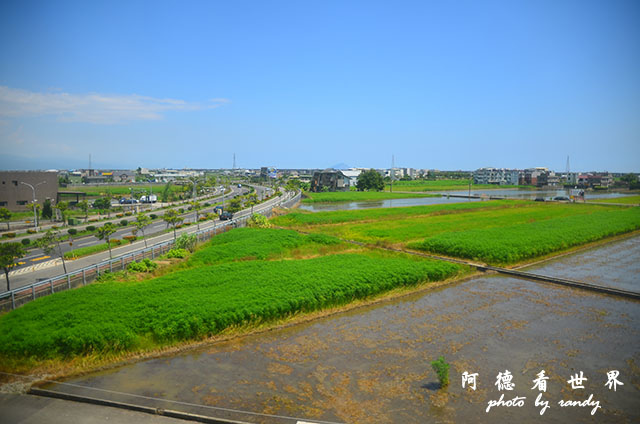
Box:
left=390, top=154, right=395, bottom=193
left=20, top=181, right=46, bottom=231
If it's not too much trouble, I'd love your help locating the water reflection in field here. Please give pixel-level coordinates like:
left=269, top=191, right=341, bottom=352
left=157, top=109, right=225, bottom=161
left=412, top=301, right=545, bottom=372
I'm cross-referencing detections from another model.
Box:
left=47, top=238, right=640, bottom=424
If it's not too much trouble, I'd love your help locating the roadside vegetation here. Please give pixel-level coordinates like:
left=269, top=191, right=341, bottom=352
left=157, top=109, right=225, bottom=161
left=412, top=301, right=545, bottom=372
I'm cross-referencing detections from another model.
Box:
left=0, top=227, right=464, bottom=368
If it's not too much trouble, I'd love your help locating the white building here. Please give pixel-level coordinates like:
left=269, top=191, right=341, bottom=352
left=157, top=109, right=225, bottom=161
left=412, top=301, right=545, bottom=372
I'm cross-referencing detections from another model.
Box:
left=473, top=167, right=520, bottom=185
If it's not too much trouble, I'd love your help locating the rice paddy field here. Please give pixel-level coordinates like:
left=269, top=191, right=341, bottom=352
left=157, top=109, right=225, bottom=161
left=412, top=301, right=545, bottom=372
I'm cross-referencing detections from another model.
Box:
left=591, top=195, right=640, bottom=205
left=385, top=179, right=523, bottom=192
left=272, top=201, right=640, bottom=265
left=302, top=191, right=439, bottom=203
left=0, top=228, right=464, bottom=364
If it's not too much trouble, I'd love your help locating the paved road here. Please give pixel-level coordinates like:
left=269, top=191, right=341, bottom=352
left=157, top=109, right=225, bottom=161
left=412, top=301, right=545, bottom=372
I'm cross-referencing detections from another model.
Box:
left=0, top=393, right=189, bottom=424
left=1, top=188, right=294, bottom=293
left=3, top=186, right=245, bottom=275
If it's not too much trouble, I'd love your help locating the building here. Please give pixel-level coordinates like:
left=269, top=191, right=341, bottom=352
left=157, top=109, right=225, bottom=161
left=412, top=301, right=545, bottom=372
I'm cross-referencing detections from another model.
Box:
left=473, top=168, right=519, bottom=185
left=310, top=170, right=349, bottom=192
left=341, top=169, right=362, bottom=188
left=0, top=171, right=58, bottom=211
left=520, top=167, right=549, bottom=187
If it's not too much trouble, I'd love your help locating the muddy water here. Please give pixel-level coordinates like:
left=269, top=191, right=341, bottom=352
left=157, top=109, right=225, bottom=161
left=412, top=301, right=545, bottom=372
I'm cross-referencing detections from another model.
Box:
left=47, top=240, right=640, bottom=424
left=520, top=236, right=640, bottom=292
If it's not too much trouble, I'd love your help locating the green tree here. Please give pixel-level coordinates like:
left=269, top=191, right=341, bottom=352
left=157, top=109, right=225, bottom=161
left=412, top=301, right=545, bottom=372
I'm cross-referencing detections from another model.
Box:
left=356, top=169, right=385, bottom=191
left=161, top=182, right=172, bottom=203
left=0, top=242, right=25, bottom=291
left=93, top=197, right=112, bottom=218
left=162, top=209, right=183, bottom=240
left=96, top=223, right=117, bottom=260
left=36, top=230, right=68, bottom=274
left=77, top=200, right=90, bottom=223
left=41, top=199, right=53, bottom=220
left=227, top=197, right=243, bottom=214
left=190, top=201, right=203, bottom=231
left=0, top=207, right=11, bottom=231
left=248, top=213, right=271, bottom=228
left=133, top=213, right=152, bottom=248
left=55, top=201, right=69, bottom=226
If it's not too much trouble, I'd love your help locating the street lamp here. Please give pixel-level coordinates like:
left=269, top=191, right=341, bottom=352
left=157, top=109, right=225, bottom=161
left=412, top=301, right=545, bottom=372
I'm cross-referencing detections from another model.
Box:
left=20, top=181, right=46, bottom=231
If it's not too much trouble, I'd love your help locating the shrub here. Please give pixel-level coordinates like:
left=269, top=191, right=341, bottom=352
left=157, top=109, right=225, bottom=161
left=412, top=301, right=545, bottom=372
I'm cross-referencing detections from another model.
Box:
left=124, top=212, right=132, bottom=216
left=88, top=219, right=98, bottom=222
left=150, top=214, right=157, bottom=219
left=21, top=238, right=31, bottom=246
left=204, top=202, right=211, bottom=207
left=175, top=233, right=197, bottom=252
left=178, top=208, right=184, bottom=213
left=248, top=214, right=271, bottom=228
left=27, top=229, right=37, bottom=234
left=67, top=228, right=77, bottom=235
left=110, top=239, right=122, bottom=246
left=127, top=258, right=157, bottom=273
left=123, top=235, right=137, bottom=244
left=166, top=248, right=189, bottom=259
left=120, top=219, right=128, bottom=226
left=86, top=225, right=96, bottom=232
left=3, top=233, right=16, bottom=238
left=431, top=356, right=450, bottom=388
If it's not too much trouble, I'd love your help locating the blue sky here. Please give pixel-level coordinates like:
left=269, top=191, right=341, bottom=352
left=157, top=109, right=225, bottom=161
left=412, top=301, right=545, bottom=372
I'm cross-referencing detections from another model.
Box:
left=0, top=0, right=638, bottom=172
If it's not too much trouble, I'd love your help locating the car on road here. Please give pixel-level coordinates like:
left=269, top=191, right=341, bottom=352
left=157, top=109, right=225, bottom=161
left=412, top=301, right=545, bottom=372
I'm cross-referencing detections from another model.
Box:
left=534, top=197, right=545, bottom=202
left=213, top=206, right=223, bottom=214
left=220, top=211, right=233, bottom=220
left=553, top=196, right=571, bottom=202
left=119, top=198, right=139, bottom=204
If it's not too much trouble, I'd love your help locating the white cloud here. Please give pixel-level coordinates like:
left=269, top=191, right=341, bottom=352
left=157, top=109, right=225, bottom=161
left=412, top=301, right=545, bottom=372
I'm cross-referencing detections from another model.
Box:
left=0, top=86, right=228, bottom=124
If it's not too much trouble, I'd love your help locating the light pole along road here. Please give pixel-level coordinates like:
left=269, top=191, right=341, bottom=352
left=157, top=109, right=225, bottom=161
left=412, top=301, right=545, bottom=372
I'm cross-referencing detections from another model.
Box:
left=0, top=186, right=294, bottom=292
left=19, top=180, right=47, bottom=231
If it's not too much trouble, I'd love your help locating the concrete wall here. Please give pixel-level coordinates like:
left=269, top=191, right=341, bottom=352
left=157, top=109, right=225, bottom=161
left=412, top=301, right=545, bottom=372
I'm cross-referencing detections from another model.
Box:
left=0, top=171, right=58, bottom=211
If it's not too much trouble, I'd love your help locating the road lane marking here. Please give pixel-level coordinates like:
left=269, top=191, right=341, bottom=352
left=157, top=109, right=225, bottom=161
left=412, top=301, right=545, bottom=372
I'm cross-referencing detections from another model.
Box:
left=30, top=256, right=51, bottom=262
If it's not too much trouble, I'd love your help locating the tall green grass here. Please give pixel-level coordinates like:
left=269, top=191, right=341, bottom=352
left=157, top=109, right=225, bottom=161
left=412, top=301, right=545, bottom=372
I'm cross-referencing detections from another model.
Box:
left=188, top=227, right=342, bottom=265
left=0, top=253, right=462, bottom=358
left=408, top=207, right=640, bottom=264
left=272, top=200, right=520, bottom=227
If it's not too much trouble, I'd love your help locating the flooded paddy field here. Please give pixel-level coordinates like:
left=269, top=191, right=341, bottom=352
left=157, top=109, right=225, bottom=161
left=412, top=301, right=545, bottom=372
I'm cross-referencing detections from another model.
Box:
left=298, top=196, right=481, bottom=212
left=44, top=238, right=640, bottom=424
left=298, top=189, right=631, bottom=212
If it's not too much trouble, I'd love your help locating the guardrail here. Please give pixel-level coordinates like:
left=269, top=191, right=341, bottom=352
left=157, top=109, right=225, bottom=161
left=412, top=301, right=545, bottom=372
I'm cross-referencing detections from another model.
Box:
left=0, top=190, right=300, bottom=312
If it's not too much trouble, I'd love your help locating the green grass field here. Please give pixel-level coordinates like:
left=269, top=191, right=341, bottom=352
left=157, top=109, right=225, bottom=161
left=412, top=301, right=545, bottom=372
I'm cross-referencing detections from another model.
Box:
left=273, top=201, right=640, bottom=265
left=385, top=179, right=524, bottom=192
left=59, top=184, right=184, bottom=197
left=590, top=195, right=640, bottom=205
left=0, top=228, right=462, bottom=360
left=302, top=191, right=439, bottom=203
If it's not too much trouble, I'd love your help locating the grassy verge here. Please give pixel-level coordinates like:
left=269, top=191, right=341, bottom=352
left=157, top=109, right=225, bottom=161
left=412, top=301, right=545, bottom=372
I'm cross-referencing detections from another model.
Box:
left=63, top=239, right=133, bottom=259
left=302, top=191, right=439, bottom=203
left=0, top=228, right=463, bottom=368
left=590, top=195, right=640, bottom=205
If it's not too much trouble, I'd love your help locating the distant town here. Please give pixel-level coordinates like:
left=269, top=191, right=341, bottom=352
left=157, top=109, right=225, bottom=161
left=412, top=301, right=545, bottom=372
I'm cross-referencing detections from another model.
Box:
left=1, top=165, right=638, bottom=212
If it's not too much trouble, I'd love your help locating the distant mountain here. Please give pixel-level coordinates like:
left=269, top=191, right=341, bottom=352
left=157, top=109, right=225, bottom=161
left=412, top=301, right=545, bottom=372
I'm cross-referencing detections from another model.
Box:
left=330, top=162, right=350, bottom=170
